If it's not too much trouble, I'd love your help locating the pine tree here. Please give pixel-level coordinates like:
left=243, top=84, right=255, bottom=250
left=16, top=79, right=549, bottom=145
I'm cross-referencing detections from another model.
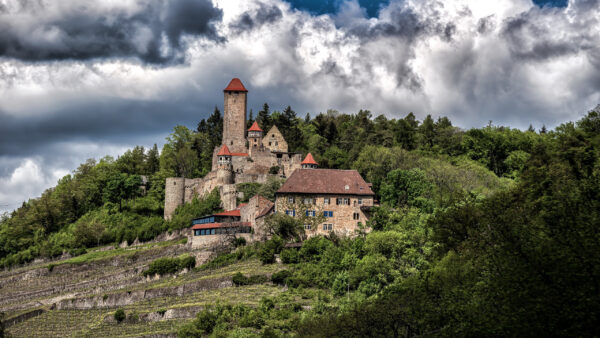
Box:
left=146, top=144, right=159, bottom=174
left=257, top=103, right=272, bottom=131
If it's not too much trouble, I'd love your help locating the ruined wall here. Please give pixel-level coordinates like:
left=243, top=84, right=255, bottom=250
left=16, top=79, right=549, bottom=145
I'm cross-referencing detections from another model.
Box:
left=263, top=125, right=288, bottom=152
left=275, top=153, right=302, bottom=177
left=223, top=91, right=247, bottom=153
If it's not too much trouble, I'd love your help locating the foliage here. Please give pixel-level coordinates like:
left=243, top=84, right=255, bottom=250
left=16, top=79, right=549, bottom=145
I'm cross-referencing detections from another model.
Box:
left=114, top=309, right=126, bottom=323
left=142, top=255, right=195, bottom=276
left=232, top=272, right=269, bottom=286
left=236, top=183, right=261, bottom=203
left=167, top=188, right=221, bottom=231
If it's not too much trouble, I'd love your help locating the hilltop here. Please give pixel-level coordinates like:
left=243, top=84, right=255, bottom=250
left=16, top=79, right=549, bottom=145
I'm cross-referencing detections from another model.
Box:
left=1, top=107, right=599, bottom=336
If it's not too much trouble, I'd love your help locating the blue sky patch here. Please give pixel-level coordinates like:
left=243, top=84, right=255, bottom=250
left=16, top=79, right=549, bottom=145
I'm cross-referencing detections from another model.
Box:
left=285, top=0, right=569, bottom=17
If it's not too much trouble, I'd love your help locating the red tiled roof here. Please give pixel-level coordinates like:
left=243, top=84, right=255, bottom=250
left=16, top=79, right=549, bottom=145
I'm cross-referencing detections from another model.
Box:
left=214, top=209, right=241, bottom=217
left=191, top=222, right=251, bottom=230
left=277, top=169, right=375, bottom=196
left=248, top=121, right=263, bottom=132
left=301, top=153, right=318, bottom=165
left=231, top=152, right=249, bottom=157
left=224, top=78, right=248, bottom=92
left=217, top=144, right=232, bottom=156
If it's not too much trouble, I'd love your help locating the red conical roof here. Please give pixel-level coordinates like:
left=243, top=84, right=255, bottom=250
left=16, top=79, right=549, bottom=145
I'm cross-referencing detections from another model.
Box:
left=302, top=153, right=318, bottom=165
left=217, top=144, right=232, bottom=156
left=224, top=78, right=248, bottom=92
left=248, top=121, right=263, bottom=132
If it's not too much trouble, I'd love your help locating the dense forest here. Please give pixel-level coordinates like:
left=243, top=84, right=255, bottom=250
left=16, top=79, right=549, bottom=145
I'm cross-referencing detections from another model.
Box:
left=1, top=104, right=599, bottom=335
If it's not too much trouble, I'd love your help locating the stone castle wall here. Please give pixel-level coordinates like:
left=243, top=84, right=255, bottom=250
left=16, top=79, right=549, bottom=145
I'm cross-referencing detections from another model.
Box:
left=222, top=91, right=247, bottom=153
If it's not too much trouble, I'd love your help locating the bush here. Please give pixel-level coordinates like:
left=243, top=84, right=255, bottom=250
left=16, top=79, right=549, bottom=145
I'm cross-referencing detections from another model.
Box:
left=271, top=270, right=292, bottom=285
left=269, top=166, right=280, bottom=175
left=280, top=249, right=299, bottom=264
left=142, top=255, right=195, bottom=276
left=259, top=246, right=276, bottom=265
left=114, top=309, right=126, bottom=322
left=232, top=237, right=247, bottom=247
left=233, top=272, right=269, bottom=286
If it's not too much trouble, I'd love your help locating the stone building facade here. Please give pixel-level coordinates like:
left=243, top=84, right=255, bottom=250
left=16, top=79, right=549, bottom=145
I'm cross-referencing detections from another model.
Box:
left=164, top=78, right=303, bottom=220
left=274, top=157, right=376, bottom=238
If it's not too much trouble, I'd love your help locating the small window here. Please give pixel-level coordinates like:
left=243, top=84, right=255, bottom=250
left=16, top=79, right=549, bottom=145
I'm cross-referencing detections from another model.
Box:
left=269, top=142, right=272, bottom=146
left=358, top=198, right=362, bottom=205
left=353, top=212, right=360, bottom=220
left=336, top=198, right=341, bottom=205
left=211, top=229, right=216, bottom=235
left=304, top=224, right=311, bottom=230
left=324, top=198, right=329, bottom=205
left=272, top=134, right=275, bottom=137
left=288, top=196, right=295, bottom=204
left=305, top=210, right=315, bottom=217
left=322, top=224, right=333, bottom=231
left=323, top=211, right=333, bottom=217
left=344, top=198, right=350, bottom=205
left=230, top=141, right=233, bottom=145
left=303, top=198, right=313, bottom=204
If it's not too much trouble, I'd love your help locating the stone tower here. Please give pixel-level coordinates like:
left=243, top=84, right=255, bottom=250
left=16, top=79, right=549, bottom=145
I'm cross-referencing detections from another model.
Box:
left=247, top=121, right=263, bottom=156
left=164, top=177, right=185, bottom=220
left=216, top=144, right=234, bottom=185
left=222, top=78, right=248, bottom=153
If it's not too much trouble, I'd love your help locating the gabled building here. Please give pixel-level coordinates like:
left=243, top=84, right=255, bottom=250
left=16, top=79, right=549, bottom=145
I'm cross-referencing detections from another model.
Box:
left=275, top=154, right=376, bottom=237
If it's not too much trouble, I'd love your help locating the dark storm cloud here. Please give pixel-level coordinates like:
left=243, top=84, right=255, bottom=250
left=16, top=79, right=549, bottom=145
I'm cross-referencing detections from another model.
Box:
left=0, top=0, right=223, bottom=63
left=0, top=97, right=202, bottom=157
left=345, top=7, right=424, bottom=40
left=229, top=2, right=283, bottom=32
left=501, top=5, right=598, bottom=62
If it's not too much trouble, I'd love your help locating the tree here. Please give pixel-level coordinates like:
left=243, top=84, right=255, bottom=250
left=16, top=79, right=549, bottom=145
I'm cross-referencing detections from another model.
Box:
left=257, top=103, right=272, bottom=132
left=145, top=144, right=160, bottom=174
left=380, top=168, right=433, bottom=210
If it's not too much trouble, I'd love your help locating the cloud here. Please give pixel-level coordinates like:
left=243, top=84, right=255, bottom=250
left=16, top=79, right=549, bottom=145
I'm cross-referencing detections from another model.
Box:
left=1, top=0, right=600, bottom=212
left=229, top=2, right=283, bottom=33
left=0, top=0, right=223, bottom=63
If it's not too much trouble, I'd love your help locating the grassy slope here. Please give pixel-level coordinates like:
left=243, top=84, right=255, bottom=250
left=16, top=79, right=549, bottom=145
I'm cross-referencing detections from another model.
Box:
left=2, top=240, right=305, bottom=337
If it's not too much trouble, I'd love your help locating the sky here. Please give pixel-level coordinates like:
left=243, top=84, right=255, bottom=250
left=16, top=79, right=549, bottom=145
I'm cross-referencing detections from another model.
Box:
left=0, top=0, right=599, bottom=213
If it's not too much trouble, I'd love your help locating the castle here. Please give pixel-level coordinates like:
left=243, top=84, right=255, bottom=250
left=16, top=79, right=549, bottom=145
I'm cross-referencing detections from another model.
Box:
left=164, top=78, right=303, bottom=220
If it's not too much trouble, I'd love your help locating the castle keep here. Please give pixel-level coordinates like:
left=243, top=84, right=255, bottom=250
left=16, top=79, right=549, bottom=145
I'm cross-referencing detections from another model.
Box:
left=164, top=78, right=303, bottom=220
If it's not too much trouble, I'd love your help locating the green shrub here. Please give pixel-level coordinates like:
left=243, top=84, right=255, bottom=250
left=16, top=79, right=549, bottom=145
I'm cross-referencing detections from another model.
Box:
left=157, top=308, right=167, bottom=316
left=233, top=272, right=269, bottom=286
left=280, top=249, right=299, bottom=264
left=142, top=255, right=195, bottom=276
left=114, top=308, right=126, bottom=322
left=232, top=236, right=247, bottom=247
left=259, top=246, right=276, bottom=265
left=271, top=270, right=292, bottom=285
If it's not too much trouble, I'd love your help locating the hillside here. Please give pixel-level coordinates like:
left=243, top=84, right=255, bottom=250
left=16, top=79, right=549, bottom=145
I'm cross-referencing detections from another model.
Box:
left=1, top=108, right=599, bottom=336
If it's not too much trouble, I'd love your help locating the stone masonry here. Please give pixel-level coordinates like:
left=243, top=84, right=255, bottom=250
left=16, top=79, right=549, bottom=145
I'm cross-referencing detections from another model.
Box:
left=164, top=78, right=302, bottom=220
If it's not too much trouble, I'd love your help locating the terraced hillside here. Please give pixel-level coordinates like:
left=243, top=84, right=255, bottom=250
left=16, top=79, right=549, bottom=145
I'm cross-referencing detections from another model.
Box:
left=0, top=237, right=299, bottom=337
